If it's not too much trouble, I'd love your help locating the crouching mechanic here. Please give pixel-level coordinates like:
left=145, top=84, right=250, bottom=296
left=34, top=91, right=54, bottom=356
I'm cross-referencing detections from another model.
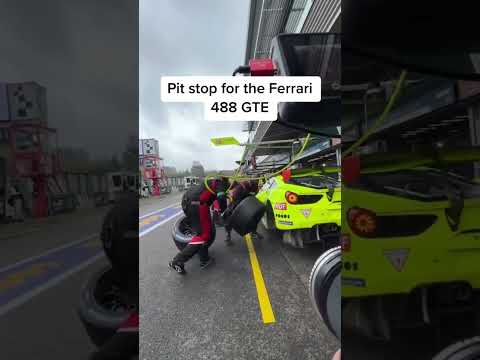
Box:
left=223, top=179, right=261, bottom=245
left=169, top=176, right=230, bottom=274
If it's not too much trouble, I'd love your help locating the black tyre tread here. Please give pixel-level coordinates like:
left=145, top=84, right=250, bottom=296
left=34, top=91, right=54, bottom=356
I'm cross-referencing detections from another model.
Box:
left=228, top=196, right=265, bottom=236
left=101, top=193, right=138, bottom=273
left=78, top=265, right=131, bottom=347
left=308, top=246, right=341, bottom=289
left=172, top=215, right=216, bottom=250
left=432, top=337, right=480, bottom=360
left=266, top=202, right=276, bottom=230
left=308, top=246, right=341, bottom=338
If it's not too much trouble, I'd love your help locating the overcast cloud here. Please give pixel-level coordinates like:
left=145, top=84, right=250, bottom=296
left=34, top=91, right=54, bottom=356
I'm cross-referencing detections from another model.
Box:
left=140, top=0, right=250, bottom=171
left=0, top=1, right=138, bottom=160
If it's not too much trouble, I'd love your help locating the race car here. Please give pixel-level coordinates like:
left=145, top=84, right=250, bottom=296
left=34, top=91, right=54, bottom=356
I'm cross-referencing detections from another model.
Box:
left=256, top=169, right=341, bottom=248
left=342, top=164, right=480, bottom=340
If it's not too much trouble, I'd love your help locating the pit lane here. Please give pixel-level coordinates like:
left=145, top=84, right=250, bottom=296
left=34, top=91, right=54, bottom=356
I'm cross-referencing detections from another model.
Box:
left=139, top=191, right=339, bottom=360
left=0, top=206, right=110, bottom=359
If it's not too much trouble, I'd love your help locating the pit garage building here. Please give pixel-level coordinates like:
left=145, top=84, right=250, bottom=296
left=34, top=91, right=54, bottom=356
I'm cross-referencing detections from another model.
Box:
left=242, top=0, right=341, bottom=173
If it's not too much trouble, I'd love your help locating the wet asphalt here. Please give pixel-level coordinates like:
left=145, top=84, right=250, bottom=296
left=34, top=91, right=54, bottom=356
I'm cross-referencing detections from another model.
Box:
left=1, top=206, right=109, bottom=359
left=139, top=191, right=339, bottom=360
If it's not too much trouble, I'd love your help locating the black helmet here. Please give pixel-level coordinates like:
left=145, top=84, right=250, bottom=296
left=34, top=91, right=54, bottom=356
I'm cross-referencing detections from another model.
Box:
left=217, top=176, right=230, bottom=192
left=249, top=179, right=259, bottom=192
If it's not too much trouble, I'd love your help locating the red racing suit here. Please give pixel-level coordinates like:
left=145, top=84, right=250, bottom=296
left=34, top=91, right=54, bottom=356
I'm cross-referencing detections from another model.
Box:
left=173, top=178, right=228, bottom=264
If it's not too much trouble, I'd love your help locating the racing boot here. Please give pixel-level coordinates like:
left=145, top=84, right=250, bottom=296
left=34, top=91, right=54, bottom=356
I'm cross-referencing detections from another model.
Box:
left=168, top=260, right=186, bottom=275
left=252, top=231, right=263, bottom=241
left=199, top=256, right=215, bottom=269
left=225, top=231, right=233, bottom=246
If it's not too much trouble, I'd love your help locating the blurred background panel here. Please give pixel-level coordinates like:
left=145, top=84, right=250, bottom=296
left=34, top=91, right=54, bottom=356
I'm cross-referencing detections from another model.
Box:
left=0, top=1, right=138, bottom=359
left=342, top=1, right=480, bottom=359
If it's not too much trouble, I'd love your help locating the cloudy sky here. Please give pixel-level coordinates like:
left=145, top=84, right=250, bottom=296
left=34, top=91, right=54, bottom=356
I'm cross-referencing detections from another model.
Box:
left=0, top=0, right=138, bottom=160
left=140, top=0, right=251, bottom=171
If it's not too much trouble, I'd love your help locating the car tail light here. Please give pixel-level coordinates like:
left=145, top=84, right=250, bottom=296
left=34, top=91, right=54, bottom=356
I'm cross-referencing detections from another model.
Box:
left=285, top=191, right=322, bottom=205
left=347, top=207, right=377, bottom=238
left=341, top=233, right=351, bottom=252
left=285, top=191, right=299, bottom=204
left=347, top=208, right=437, bottom=238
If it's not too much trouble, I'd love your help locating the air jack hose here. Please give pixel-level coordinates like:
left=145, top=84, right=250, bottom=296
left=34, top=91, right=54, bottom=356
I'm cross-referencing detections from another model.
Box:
left=342, top=70, right=408, bottom=158
left=204, top=133, right=312, bottom=193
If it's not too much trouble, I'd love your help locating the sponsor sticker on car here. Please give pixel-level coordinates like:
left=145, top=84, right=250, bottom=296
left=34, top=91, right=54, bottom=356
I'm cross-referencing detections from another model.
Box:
left=384, top=249, right=410, bottom=272
left=342, top=277, right=366, bottom=287
left=274, top=203, right=287, bottom=211
left=300, top=208, right=311, bottom=218
left=278, top=220, right=293, bottom=226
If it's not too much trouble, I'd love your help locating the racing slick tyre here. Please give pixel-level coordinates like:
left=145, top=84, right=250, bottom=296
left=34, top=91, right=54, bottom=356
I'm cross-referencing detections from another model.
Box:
left=228, top=196, right=266, bottom=236
left=309, top=246, right=341, bottom=339
left=171, top=215, right=216, bottom=250
left=432, top=337, right=480, bottom=360
left=78, top=265, right=137, bottom=347
left=101, top=193, right=138, bottom=276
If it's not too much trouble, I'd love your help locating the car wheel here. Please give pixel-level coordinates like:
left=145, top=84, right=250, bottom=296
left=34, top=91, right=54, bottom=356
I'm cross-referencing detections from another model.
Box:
left=262, top=202, right=275, bottom=231
left=432, top=337, right=480, bottom=360
left=77, top=265, right=136, bottom=347
left=309, top=246, right=341, bottom=339
left=261, top=210, right=269, bottom=229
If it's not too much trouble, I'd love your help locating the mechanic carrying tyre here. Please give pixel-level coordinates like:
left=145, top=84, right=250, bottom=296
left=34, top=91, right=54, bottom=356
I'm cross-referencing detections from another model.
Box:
left=223, top=179, right=262, bottom=245
left=169, top=176, right=230, bottom=275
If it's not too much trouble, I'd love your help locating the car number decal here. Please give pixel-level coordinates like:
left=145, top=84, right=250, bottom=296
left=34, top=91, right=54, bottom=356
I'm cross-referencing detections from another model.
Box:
left=384, top=249, right=410, bottom=272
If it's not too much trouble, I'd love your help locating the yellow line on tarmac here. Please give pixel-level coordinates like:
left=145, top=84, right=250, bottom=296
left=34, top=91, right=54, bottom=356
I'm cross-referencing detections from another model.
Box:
left=0, top=262, right=60, bottom=292
left=139, top=215, right=160, bottom=227
left=245, top=234, right=276, bottom=324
